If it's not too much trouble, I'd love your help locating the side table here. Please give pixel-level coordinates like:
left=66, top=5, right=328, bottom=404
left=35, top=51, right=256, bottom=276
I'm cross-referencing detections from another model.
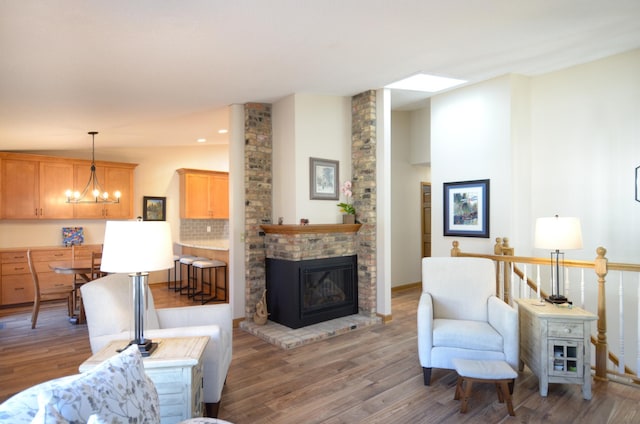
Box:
left=515, top=299, right=597, bottom=399
left=80, top=336, right=209, bottom=424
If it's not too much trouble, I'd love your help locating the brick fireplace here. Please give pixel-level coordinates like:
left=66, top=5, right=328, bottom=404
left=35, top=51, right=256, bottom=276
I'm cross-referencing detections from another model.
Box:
left=240, top=223, right=380, bottom=348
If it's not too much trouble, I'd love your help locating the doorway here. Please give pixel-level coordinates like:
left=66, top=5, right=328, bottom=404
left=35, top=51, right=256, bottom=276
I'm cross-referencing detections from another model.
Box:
left=421, top=182, right=431, bottom=258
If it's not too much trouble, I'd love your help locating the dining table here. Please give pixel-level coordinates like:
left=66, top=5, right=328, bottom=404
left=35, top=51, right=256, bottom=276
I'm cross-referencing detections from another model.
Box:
left=49, top=259, right=94, bottom=324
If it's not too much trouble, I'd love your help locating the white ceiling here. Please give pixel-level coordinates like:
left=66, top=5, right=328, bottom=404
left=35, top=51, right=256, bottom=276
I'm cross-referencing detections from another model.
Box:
left=1, top=0, right=639, bottom=151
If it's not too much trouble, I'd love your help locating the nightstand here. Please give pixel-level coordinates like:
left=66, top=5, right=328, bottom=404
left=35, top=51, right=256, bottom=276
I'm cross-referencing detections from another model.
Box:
left=80, top=337, right=208, bottom=424
left=515, top=299, right=597, bottom=400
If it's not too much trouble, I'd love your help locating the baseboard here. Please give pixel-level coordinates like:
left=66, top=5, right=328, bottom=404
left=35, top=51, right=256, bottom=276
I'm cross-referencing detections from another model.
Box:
left=377, top=313, right=393, bottom=323
left=391, top=281, right=421, bottom=292
left=233, top=317, right=245, bottom=328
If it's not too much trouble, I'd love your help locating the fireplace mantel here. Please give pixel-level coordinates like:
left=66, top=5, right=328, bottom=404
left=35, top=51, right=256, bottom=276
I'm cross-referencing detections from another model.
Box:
left=260, top=224, right=361, bottom=235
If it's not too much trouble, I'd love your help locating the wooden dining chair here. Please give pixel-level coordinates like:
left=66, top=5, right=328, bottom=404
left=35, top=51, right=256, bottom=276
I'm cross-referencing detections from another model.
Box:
left=90, top=251, right=107, bottom=280
left=27, top=249, right=74, bottom=329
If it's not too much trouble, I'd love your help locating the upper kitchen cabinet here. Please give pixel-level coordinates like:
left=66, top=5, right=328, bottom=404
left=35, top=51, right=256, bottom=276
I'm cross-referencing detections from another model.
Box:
left=0, top=154, right=74, bottom=219
left=177, top=168, right=229, bottom=219
left=73, top=163, right=136, bottom=219
left=0, top=152, right=136, bottom=220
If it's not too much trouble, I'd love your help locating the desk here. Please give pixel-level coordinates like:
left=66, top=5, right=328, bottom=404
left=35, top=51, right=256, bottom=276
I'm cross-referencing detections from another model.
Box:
left=80, top=337, right=208, bottom=423
left=49, top=259, right=93, bottom=323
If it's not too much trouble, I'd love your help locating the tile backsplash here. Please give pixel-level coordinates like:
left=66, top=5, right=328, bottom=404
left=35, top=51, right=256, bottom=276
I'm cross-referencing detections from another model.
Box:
left=180, top=219, right=229, bottom=240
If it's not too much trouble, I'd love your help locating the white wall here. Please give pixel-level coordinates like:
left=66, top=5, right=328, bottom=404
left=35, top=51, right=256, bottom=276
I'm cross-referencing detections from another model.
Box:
left=431, top=75, right=515, bottom=257
left=272, top=94, right=352, bottom=224
left=410, top=106, right=431, bottom=165
left=391, top=110, right=430, bottom=287
left=530, top=49, right=640, bottom=263
left=0, top=144, right=229, bottom=283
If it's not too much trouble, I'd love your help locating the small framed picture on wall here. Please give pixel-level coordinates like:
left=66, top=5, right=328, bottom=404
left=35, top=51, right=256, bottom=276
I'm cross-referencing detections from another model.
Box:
left=143, top=196, right=166, bottom=221
left=309, top=157, right=339, bottom=200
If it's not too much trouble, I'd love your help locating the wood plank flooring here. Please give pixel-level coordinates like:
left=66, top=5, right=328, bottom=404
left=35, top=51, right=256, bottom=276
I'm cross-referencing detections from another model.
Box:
left=1, top=284, right=638, bottom=423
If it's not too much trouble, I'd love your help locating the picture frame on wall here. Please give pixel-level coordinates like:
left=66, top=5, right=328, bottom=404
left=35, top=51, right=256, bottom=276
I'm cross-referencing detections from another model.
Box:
left=636, top=165, right=640, bottom=202
left=142, top=196, right=166, bottom=221
left=309, top=157, right=339, bottom=200
left=443, top=179, right=490, bottom=238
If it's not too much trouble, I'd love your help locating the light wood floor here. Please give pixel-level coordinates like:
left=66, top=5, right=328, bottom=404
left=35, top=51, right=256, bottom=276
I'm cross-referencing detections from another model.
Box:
left=1, top=284, right=638, bottom=423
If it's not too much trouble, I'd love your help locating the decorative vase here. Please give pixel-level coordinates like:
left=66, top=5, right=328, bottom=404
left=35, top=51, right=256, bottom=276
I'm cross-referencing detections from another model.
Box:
left=254, top=289, right=268, bottom=325
left=343, top=214, right=355, bottom=224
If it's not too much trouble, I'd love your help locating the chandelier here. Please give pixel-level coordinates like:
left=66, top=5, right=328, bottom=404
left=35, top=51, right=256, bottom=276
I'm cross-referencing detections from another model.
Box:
left=65, top=131, right=121, bottom=204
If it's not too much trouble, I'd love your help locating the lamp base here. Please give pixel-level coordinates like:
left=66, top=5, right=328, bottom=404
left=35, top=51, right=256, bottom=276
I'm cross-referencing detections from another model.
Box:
left=118, top=339, right=158, bottom=357
left=545, top=294, right=569, bottom=304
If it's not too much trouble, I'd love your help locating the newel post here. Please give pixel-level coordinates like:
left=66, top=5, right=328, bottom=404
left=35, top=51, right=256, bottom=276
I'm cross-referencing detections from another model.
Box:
left=500, top=238, right=514, bottom=304
left=451, top=241, right=460, bottom=257
left=594, top=246, right=608, bottom=381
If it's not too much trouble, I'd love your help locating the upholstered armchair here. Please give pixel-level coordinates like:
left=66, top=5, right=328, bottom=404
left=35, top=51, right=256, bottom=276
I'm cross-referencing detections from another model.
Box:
left=417, top=257, right=518, bottom=385
left=81, top=273, right=232, bottom=415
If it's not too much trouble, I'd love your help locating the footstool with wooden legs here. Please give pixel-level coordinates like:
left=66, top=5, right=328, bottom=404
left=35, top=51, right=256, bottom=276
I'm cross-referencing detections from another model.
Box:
left=451, top=358, right=518, bottom=416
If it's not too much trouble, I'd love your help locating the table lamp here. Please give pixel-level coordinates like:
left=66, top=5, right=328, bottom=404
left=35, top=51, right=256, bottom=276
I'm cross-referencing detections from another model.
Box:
left=101, top=220, right=174, bottom=356
left=534, top=215, right=583, bottom=304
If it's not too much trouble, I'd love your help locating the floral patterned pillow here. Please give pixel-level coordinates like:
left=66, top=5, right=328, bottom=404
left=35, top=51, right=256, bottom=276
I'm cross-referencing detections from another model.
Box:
left=35, top=344, right=160, bottom=424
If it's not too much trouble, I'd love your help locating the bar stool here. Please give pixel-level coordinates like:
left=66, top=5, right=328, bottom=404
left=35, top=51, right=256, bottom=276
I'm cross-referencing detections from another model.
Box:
left=167, top=254, right=181, bottom=291
left=192, top=259, right=227, bottom=304
left=179, top=255, right=208, bottom=297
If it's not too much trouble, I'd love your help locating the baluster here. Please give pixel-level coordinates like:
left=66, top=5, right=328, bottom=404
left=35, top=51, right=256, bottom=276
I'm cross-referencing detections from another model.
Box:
left=523, top=264, right=527, bottom=299
left=510, top=262, right=516, bottom=303
left=565, top=267, right=570, bottom=300
left=581, top=269, right=585, bottom=309
left=619, top=273, right=624, bottom=374
left=637, top=273, right=640, bottom=377
left=536, top=265, right=541, bottom=301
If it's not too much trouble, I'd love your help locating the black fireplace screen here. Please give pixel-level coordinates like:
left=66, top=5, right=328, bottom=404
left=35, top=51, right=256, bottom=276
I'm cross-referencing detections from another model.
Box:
left=266, top=255, right=358, bottom=328
left=303, top=266, right=351, bottom=311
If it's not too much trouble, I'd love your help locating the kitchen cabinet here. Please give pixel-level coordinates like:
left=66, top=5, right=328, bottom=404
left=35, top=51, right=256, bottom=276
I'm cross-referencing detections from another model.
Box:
left=0, top=248, right=72, bottom=306
left=0, top=156, right=74, bottom=219
left=72, top=163, right=135, bottom=219
left=1, top=251, right=33, bottom=305
left=177, top=168, right=229, bottom=219
left=0, top=152, right=136, bottom=220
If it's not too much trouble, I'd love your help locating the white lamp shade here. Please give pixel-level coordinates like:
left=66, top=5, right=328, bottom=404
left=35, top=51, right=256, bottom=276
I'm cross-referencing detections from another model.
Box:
left=101, top=220, right=174, bottom=273
left=534, top=216, right=583, bottom=250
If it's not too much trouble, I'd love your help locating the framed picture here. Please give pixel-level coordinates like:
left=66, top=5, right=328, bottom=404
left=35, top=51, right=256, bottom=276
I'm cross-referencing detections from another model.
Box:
left=142, top=196, right=166, bottom=221
left=309, top=157, right=339, bottom=200
left=443, top=179, right=490, bottom=238
left=636, top=165, right=640, bottom=202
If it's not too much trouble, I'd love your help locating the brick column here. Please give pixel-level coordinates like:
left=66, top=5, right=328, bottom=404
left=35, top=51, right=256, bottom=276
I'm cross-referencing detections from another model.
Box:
left=351, top=90, right=377, bottom=315
left=244, top=103, right=272, bottom=320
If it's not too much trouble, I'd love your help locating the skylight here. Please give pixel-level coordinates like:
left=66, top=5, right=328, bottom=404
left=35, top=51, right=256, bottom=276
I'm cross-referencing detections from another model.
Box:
left=385, top=73, right=466, bottom=92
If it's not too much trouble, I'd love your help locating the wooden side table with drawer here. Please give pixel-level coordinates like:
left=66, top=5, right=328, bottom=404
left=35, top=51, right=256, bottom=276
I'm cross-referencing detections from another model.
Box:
left=79, top=336, right=208, bottom=424
left=515, top=299, right=597, bottom=399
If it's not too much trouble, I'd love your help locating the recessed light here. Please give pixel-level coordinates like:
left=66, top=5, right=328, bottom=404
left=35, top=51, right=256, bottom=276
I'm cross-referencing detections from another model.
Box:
left=197, top=138, right=206, bottom=143
left=218, top=129, right=228, bottom=134
left=385, top=73, right=466, bottom=92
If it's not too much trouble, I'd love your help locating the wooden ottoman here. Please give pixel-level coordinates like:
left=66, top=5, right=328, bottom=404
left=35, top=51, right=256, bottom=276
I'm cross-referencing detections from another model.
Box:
left=451, top=358, right=518, bottom=416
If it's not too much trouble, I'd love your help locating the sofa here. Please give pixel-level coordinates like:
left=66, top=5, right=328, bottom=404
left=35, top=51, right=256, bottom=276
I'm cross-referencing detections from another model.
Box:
left=80, top=273, right=232, bottom=416
left=0, top=344, right=231, bottom=423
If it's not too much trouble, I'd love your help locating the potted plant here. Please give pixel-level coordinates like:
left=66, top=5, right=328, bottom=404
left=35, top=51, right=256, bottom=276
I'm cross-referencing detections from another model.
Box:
left=337, top=180, right=356, bottom=224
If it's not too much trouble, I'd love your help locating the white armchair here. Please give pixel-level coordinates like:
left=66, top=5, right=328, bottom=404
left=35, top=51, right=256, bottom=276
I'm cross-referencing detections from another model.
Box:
left=417, top=257, right=518, bottom=385
left=81, top=273, right=232, bottom=416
